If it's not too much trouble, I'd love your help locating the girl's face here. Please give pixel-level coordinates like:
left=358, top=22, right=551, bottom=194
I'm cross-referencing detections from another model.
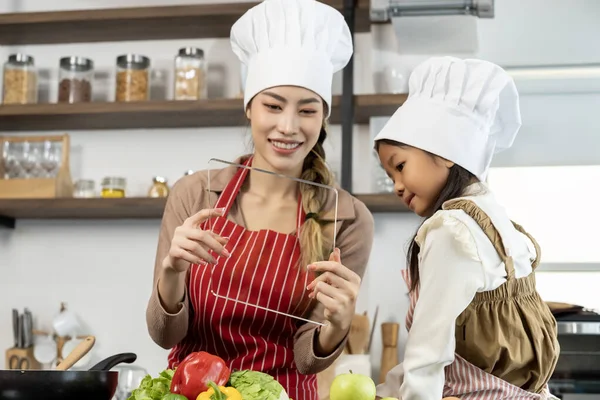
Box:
left=377, top=141, right=454, bottom=217
left=246, top=86, right=324, bottom=177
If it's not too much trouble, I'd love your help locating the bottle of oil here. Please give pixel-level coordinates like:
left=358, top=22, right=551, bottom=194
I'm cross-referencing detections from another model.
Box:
left=148, top=176, right=169, bottom=198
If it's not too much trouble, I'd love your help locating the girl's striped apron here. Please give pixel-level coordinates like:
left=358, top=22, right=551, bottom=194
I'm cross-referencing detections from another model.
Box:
left=402, top=270, right=556, bottom=400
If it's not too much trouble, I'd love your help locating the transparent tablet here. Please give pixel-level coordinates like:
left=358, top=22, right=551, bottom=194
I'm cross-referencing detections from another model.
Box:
left=204, top=158, right=339, bottom=326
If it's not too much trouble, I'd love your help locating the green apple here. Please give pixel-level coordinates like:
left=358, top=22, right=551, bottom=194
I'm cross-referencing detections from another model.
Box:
left=330, top=371, right=376, bottom=400
left=381, top=398, right=398, bottom=400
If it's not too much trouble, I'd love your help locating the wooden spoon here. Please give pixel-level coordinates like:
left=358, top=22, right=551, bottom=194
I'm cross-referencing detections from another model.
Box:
left=55, top=336, right=96, bottom=371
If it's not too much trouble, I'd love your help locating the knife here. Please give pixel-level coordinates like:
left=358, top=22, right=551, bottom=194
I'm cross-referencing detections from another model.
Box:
left=17, top=314, right=24, bottom=348
left=12, top=309, right=19, bottom=348
left=23, top=309, right=33, bottom=348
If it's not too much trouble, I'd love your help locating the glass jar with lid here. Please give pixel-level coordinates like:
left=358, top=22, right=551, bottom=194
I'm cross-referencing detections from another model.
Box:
left=73, top=179, right=96, bottom=198
left=2, top=54, right=38, bottom=104
left=174, top=47, right=206, bottom=100
left=115, top=54, right=150, bottom=102
left=58, top=56, right=94, bottom=103
left=148, top=176, right=170, bottom=198
left=101, top=176, right=126, bottom=198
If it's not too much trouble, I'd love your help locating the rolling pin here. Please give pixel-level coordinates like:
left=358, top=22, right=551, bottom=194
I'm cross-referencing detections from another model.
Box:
left=379, top=322, right=399, bottom=384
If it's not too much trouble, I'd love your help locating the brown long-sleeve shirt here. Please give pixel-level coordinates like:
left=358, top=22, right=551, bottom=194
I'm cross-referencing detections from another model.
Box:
left=146, top=156, right=375, bottom=374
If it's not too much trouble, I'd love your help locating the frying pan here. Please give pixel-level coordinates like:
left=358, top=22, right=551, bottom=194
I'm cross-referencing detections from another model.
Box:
left=0, top=335, right=137, bottom=400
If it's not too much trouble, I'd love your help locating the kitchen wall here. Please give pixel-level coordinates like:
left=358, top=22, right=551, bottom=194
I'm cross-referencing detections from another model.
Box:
left=1, top=0, right=600, bottom=382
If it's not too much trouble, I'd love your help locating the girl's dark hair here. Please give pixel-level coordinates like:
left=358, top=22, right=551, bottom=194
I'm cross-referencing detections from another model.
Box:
left=376, top=139, right=477, bottom=292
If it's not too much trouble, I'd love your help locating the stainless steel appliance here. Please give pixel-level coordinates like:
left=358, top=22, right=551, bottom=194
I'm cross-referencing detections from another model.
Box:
left=549, top=311, right=600, bottom=399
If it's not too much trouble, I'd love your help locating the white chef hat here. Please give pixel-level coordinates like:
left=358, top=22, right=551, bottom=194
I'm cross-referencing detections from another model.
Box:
left=373, top=56, right=522, bottom=181
left=230, top=0, right=353, bottom=117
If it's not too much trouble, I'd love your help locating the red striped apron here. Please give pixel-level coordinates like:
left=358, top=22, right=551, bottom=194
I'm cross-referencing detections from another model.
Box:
left=401, top=270, right=555, bottom=399
left=167, top=157, right=318, bottom=400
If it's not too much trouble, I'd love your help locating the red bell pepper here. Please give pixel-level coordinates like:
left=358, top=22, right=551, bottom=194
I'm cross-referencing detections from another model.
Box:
left=170, top=351, right=231, bottom=400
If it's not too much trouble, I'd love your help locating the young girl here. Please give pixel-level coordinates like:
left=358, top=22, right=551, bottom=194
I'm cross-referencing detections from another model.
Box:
left=145, top=1, right=374, bottom=399
left=373, top=56, right=560, bottom=399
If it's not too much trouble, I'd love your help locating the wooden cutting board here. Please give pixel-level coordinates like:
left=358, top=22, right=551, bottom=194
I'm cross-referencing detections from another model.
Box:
left=348, top=312, right=370, bottom=354
left=379, top=322, right=399, bottom=384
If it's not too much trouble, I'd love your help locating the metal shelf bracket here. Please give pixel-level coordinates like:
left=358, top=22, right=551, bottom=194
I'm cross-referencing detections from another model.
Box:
left=0, top=215, right=16, bottom=229
left=340, top=0, right=357, bottom=193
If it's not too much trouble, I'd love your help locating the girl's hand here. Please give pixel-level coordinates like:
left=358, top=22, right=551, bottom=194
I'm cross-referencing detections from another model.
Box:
left=307, top=248, right=361, bottom=332
left=162, top=207, right=231, bottom=273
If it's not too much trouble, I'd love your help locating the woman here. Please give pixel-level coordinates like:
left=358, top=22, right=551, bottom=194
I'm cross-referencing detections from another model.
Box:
left=145, top=1, right=375, bottom=399
left=373, top=57, right=559, bottom=399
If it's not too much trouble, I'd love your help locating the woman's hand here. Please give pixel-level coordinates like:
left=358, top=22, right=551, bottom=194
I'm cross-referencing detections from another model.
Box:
left=162, top=207, right=231, bottom=273
left=307, top=248, right=361, bottom=333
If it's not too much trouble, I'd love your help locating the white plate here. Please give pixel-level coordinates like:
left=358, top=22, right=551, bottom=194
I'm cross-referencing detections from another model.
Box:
left=33, top=335, right=56, bottom=365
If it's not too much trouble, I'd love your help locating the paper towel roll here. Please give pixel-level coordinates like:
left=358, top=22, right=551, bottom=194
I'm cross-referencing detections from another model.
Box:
left=392, top=15, right=479, bottom=54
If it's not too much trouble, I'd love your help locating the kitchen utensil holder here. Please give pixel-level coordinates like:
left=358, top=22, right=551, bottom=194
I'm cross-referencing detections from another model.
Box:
left=0, top=133, right=73, bottom=199
left=5, top=346, right=41, bottom=370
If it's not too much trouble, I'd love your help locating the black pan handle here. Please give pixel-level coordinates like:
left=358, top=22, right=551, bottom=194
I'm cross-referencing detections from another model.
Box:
left=89, top=353, right=137, bottom=371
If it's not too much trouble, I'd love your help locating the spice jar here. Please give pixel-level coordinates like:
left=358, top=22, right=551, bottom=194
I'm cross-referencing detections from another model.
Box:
left=115, top=54, right=150, bottom=102
left=58, top=56, right=94, bottom=103
left=174, top=47, right=206, bottom=100
left=73, top=179, right=96, bottom=198
left=2, top=54, right=38, bottom=104
left=101, top=176, right=126, bottom=198
left=148, top=176, right=170, bottom=198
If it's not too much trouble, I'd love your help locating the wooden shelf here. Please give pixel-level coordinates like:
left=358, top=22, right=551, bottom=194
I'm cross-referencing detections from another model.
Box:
left=0, top=193, right=406, bottom=227
left=0, top=198, right=166, bottom=228
left=0, top=0, right=373, bottom=45
left=354, top=193, right=407, bottom=213
left=0, top=197, right=166, bottom=219
left=0, top=94, right=406, bottom=131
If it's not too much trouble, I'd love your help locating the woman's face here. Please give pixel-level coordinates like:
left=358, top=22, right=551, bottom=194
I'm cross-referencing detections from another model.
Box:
left=247, top=86, right=324, bottom=176
left=377, top=141, right=454, bottom=217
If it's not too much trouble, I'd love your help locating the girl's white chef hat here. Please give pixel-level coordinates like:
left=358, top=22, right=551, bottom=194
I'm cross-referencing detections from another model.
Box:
left=373, top=56, right=522, bottom=181
left=230, top=0, right=353, bottom=118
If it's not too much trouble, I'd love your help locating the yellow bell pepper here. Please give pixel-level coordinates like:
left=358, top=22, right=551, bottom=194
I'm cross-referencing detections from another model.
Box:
left=196, top=381, right=242, bottom=400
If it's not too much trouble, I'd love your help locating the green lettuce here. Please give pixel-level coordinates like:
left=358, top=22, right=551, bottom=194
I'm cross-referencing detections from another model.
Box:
left=127, top=369, right=176, bottom=400
left=228, top=370, right=289, bottom=400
